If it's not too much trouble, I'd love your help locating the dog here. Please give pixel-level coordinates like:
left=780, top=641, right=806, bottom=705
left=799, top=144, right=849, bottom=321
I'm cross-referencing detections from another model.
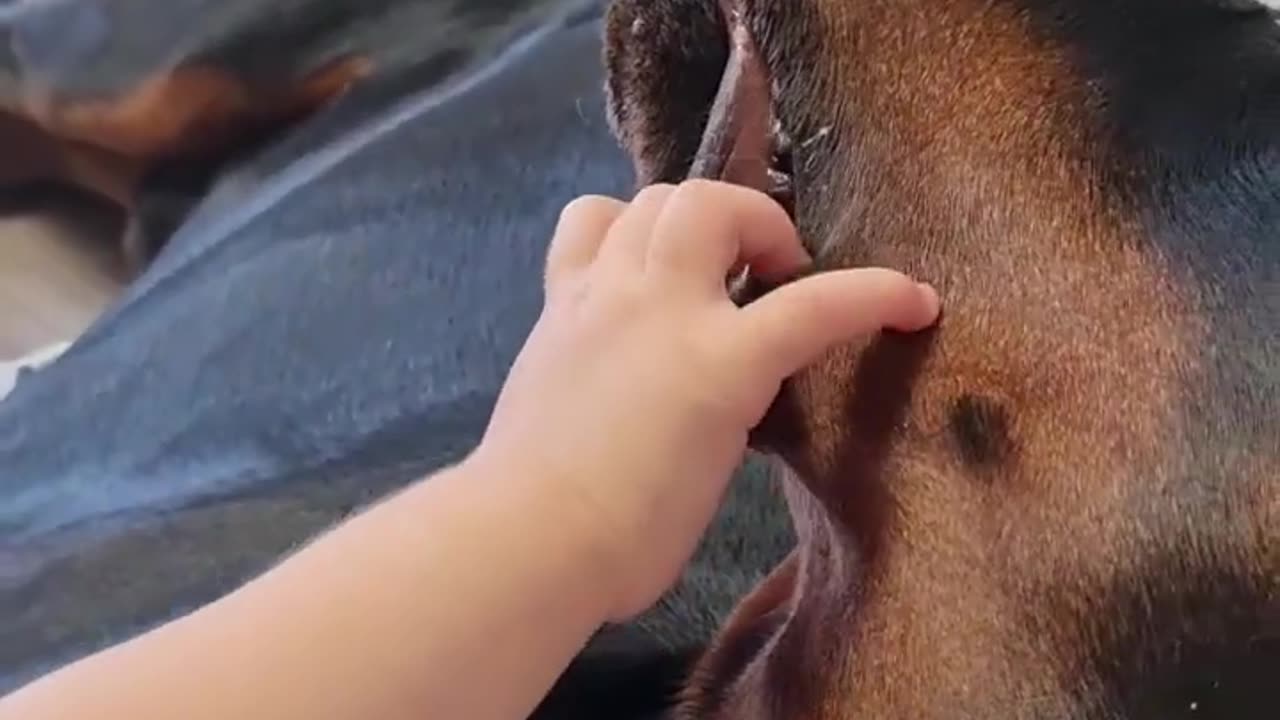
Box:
left=0, top=0, right=568, bottom=271
left=1, top=0, right=1274, bottom=715
left=599, top=0, right=1279, bottom=717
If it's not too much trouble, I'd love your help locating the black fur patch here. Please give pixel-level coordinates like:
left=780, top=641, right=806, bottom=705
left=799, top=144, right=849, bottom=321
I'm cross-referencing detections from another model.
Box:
left=1079, top=544, right=1278, bottom=719
left=604, top=0, right=728, bottom=185
left=532, top=641, right=700, bottom=720
left=950, top=394, right=1014, bottom=469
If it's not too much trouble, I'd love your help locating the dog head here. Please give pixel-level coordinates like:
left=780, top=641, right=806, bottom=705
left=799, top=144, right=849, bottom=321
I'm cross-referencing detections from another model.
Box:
left=605, top=0, right=1280, bottom=717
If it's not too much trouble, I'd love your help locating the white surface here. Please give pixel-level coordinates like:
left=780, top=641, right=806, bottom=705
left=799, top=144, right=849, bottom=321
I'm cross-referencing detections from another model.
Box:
left=0, top=340, right=70, bottom=402
left=0, top=214, right=122, bottom=360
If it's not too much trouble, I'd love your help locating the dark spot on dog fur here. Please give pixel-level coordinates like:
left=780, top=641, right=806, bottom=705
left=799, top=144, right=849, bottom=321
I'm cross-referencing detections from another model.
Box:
left=950, top=394, right=1014, bottom=468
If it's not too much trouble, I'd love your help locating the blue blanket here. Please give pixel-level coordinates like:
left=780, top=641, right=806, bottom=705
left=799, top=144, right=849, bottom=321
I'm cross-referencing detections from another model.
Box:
left=0, top=3, right=790, bottom=701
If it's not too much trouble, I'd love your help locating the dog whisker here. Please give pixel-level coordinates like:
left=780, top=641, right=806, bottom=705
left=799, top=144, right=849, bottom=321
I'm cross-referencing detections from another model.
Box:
left=799, top=125, right=832, bottom=150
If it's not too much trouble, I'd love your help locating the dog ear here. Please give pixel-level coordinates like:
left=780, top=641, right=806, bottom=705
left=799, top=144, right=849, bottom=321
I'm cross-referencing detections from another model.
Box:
left=603, top=0, right=728, bottom=185
left=676, top=551, right=799, bottom=718
left=602, top=0, right=806, bottom=457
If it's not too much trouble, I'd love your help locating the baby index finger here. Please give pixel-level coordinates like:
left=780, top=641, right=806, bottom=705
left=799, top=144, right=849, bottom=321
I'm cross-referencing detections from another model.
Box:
left=736, top=269, right=941, bottom=379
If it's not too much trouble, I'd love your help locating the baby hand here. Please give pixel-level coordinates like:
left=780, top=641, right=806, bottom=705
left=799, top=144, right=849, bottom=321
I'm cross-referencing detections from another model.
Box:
left=475, top=180, right=939, bottom=622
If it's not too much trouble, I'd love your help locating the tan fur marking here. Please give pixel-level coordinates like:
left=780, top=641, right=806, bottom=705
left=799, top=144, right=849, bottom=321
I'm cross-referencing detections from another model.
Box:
left=20, top=55, right=372, bottom=162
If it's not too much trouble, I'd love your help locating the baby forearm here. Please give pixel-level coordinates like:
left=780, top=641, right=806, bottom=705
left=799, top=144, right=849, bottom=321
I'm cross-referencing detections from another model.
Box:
left=0, top=458, right=611, bottom=720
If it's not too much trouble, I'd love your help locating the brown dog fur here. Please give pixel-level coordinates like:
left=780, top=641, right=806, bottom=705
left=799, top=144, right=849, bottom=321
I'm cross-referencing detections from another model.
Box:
left=604, top=0, right=1279, bottom=717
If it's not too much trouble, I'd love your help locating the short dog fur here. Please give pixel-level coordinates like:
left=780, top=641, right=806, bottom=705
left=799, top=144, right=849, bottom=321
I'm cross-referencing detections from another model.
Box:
left=603, top=0, right=1278, bottom=717
left=1, top=0, right=1274, bottom=716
